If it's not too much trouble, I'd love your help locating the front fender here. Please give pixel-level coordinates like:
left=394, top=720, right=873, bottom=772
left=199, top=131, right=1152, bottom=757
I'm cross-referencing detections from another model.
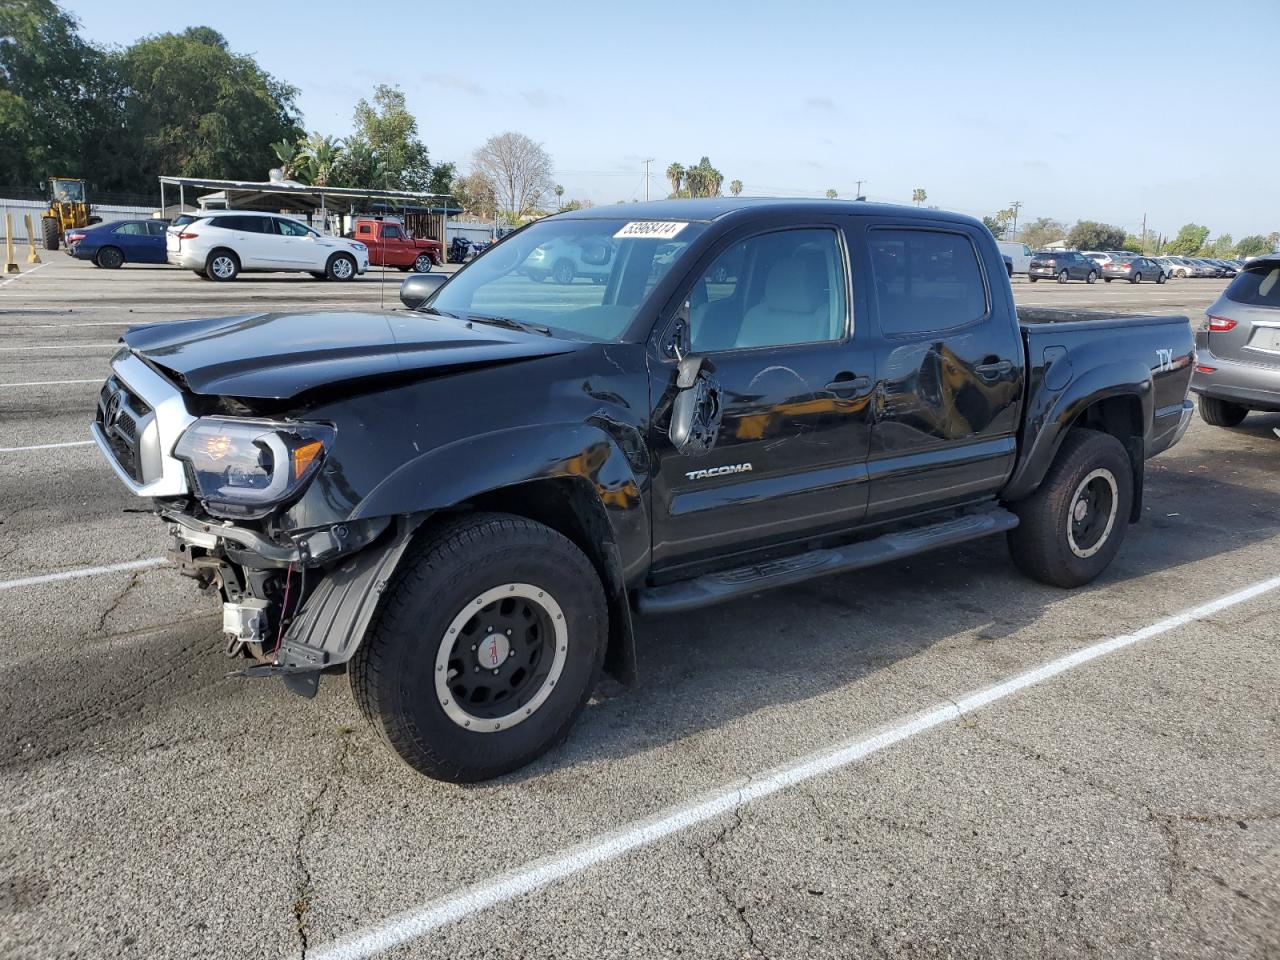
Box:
left=1003, top=358, right=1153, bottom=502
left=350, top=421, right=650, bottom=580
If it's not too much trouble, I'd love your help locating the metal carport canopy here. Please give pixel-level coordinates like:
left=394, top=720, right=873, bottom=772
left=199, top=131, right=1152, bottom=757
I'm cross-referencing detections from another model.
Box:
left=157, top=176, right=456, bottom=214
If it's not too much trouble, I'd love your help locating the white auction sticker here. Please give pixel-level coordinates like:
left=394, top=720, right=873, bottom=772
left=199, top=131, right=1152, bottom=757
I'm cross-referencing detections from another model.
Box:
left=613, top=221, right=689, bottom=240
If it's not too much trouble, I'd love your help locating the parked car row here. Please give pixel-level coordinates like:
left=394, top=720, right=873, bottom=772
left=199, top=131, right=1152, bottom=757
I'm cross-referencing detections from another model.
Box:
left=1026, top=248, right=1254, bottom=284
left=64, top=212, right=463, bottom=281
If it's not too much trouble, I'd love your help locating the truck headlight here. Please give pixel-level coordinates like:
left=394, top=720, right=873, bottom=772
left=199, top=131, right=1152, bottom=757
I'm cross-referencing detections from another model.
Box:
left=174, top=417, right=335, bottom=515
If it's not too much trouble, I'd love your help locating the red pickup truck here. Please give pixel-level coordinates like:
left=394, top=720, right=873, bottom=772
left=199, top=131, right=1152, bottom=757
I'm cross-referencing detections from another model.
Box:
left=352, top=217, right=442, bottom=272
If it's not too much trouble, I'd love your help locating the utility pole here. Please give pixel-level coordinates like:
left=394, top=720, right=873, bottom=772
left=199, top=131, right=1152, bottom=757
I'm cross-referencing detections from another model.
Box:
left=643, top=158, right=655, bottom=202
left=1141, top=212, right=1147, bottom=253
left=855, top=179, right=866, bottom=200
left=1009, top=200, right=1022, bottom=240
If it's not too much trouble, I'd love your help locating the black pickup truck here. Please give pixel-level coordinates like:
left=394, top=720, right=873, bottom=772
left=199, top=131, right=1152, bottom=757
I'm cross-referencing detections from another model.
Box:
left=92, top=199, right=1195, bottom=782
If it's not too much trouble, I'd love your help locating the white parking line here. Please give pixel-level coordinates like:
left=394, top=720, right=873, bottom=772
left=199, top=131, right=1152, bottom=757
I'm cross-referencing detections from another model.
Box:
left=0, top=440, right=95, bottom=452
left=0, top=378, right=100, bottom=388
left=0, top=558, right=166, bottom=592
left=0, top=342, right=117, bottom=352
left=0, top=262, right=50, bottom=287
left=312, top=573, right=1280, bottom=960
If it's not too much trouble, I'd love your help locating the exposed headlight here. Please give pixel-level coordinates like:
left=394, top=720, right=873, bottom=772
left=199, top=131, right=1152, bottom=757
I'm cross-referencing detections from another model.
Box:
left=174, top=417, right=334, bottom=517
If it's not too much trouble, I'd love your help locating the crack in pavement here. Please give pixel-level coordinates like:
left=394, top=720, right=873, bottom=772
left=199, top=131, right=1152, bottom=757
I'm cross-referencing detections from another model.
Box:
left=692, top=781, right=767, bottom=959
left=94, top=570, right=142, bottom=634
left=292, top=729, right=355, bottom=959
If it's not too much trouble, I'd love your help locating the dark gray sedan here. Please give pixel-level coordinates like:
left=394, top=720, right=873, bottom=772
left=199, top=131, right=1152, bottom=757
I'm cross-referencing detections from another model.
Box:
left=1191, top=254, right=1280, bottom=426
left=1102, top=256, right=1167, bottom=284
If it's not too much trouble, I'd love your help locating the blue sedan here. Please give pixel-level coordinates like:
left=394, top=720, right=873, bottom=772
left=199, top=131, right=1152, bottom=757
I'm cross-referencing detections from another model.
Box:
left=68, top=219, right=169, bottom=268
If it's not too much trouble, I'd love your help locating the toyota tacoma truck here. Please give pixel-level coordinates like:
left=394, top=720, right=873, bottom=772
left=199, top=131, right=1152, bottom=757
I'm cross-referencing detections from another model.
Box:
left=92, top=199, right=1195, bottom=782
left=351, top=216, right=443, bottom=273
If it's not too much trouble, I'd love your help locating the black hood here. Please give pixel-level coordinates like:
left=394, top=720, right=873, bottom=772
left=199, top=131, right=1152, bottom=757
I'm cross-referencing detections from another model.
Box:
left=121, top=311, right=579, bottom=399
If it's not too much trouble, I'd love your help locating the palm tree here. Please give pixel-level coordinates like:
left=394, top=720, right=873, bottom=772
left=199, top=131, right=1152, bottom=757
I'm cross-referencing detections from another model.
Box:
left=825, top=189, right=837, bottom=199
left=729, top=179, right=743, bottom=197
left=912, top=188, right=927, bottom=207
left=271, top=139, right=305, bottom=180
left=301, top=134, right=344, bottom=187
left=666, top=163, right=685, bottom=197
left=554, top=184, right=564, bottom=210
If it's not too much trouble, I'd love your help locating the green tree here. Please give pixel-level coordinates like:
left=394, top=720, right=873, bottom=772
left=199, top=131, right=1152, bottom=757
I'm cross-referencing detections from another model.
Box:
left=117, top=27, right=301, bottom=188
left=683, top=156, right=723, bottom=198
left=1209, top=233, right=1235, bottom=258
left=554, top=184, right=564, bottom=209
left=1165, top=223, right=1211, bottom=256
left=1020, top=217, right=1066, bottom=251
left=1236, top=235, right=1272, bottom=259
left=1122, top=234, right=1144, bottom=253
left=348, top=84, right=436, bottom=190
left=0, top=0, right=125, bottom=189
left=729, top=179, right=742, bottom=197
left=825, top=188, right=837, bottom=199
left=911, top=188, right=927, bottom=206
left=1066, top=221, right=1127, bottom=251
left=271, top=138, right=306, bottom=180
left=1269, top=232, right=1280, bottom=252
left=981, top=215, right=1006, bottom=240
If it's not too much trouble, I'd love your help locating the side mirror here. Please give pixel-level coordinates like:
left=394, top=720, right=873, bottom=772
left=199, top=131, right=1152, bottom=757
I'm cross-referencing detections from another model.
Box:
left=669, top=356, right=722, bottom=455
left=400, top=273, right=447, bottom=310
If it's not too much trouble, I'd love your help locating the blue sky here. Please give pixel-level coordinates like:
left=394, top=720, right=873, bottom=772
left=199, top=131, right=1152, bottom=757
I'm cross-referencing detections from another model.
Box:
left=63, top=0, right=1275, bottom=240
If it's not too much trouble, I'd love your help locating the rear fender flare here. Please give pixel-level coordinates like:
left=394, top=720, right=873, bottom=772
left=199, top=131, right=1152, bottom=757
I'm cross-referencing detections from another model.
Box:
left=1004, top=360, right=1152, bottom=510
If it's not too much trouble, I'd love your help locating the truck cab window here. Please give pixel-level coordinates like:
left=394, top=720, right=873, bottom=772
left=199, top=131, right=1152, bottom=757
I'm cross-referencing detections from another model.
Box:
left=689, top=229, right=847, bottom=352
left=383, top=225, right=403, bottom=239
left=868, top=229, right=987, bottom=335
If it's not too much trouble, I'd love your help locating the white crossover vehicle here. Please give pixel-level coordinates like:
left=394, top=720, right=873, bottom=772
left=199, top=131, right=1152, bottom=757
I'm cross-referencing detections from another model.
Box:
left=166, top=211, right=369, bottom=281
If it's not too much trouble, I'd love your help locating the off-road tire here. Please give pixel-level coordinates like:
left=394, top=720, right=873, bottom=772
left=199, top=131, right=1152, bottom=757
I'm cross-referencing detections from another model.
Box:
left=1006, top=429, right=1133, bottom=588
left=1198, top=395, right=1248, bottom=428
left=349, top=513, right=607, bottom=782
left=42, top=217, right=60, bottom=251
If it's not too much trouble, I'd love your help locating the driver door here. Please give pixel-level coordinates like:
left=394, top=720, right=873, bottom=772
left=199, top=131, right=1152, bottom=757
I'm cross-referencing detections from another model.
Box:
left=649, top=225, right=877, bottom=572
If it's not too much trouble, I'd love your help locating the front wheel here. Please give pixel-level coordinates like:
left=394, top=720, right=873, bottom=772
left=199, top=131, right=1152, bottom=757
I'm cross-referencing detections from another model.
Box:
left=1057, top=270, right=1069, bottom=284
left=552, top=258, right=575, bottom=285
left=413, top=253, right=434, bottom=273
left=326, top=253, right=357, bottom=281
left=1006, top=429, right=1133, bottom=588
left=1198, top=395, right=1248, bottom=427
left=1086, top=270, right=1097, bottom=284
left=41, top=217, right=60, bottom=251
left=350, top=513, right=607, bottom=782
left=1156, top=272, right=1166, bottom=284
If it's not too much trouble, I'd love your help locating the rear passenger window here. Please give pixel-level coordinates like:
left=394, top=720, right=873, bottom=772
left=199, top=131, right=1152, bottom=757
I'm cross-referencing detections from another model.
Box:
left=688, top=229, right=848, bottom=352
left=113, top=222, right=144, bottom=235
left=868, top=229, right=988, bottom=335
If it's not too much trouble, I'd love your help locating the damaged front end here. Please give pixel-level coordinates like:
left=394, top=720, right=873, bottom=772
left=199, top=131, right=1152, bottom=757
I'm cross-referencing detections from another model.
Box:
left=93, top=347, right=419, bottom=698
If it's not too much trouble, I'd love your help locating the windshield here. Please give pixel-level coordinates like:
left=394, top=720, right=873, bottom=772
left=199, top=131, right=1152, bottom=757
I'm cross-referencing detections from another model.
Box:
left=426, top=218, right=707, bottom=341
left=51, top=179, right=85, bottom=203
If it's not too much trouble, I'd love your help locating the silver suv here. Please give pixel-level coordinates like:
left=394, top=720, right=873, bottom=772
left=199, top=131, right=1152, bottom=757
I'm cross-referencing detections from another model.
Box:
left=1191, top=254, right=1280, bottom=426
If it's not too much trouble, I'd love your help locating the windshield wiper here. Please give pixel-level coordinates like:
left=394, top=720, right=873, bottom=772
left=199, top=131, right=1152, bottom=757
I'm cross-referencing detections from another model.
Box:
left=466, top=313, right=552, bottom=337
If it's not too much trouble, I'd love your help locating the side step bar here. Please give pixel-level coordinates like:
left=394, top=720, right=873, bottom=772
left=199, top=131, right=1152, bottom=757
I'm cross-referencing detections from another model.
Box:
left=635, top=505, right=1019, bottom=615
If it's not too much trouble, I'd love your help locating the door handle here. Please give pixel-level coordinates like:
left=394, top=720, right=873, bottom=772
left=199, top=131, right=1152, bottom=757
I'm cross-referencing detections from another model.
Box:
left=975, top=359, right=1013, bottom=377
left=825, top=375, right=871, bottom=395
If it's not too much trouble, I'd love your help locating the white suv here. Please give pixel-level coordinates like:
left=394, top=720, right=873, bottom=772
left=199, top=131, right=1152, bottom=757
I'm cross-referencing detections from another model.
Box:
left=167, top=211, right=369, bottom=281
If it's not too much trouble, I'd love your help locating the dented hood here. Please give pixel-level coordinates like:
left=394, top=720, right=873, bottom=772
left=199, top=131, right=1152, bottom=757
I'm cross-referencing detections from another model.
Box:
left=121, top=311, right=578, bottom=399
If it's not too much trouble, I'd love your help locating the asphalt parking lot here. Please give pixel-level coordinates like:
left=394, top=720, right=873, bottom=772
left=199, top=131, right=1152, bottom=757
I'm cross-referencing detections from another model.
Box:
left=2, top=258, right=1277, bottom=960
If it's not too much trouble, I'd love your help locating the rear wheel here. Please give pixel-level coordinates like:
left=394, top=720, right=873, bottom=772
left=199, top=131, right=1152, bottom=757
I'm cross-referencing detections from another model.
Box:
left=552, top=258, right=575, bottom=285
left=1057, top=269, right=1069, bottom=284
left=1007, top=429, right=1133, bottom=588
left=1028, top=276, right=1038, bottom=283
left=41, top=217, right=60, bottom=251
left=96, top=246, right=124, bottom=269
left=327, top=253, right=357, bottom=281
left=1198, top=395, right=1248, bottom=428
left=1104, top=277, right=1113, bottom=283
left=206, top=249, right=239, bottom=281
left=350, top=513, right=607, bottom=782
left=1131, top=272, right=1142, bottom=284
